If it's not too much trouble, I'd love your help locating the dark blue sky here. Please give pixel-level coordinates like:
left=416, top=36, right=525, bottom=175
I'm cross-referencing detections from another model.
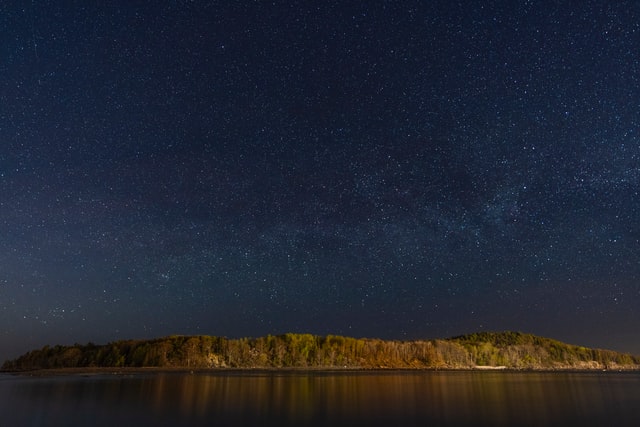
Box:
left=1, top=1, right=639, bottom=361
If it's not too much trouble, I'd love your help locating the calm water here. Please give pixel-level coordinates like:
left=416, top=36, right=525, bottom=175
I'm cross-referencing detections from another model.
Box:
left=1, top=370, right=639, bottom=426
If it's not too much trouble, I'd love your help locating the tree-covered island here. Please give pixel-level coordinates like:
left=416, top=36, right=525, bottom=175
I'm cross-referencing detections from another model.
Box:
left=2, top=331, right=639, bottom=372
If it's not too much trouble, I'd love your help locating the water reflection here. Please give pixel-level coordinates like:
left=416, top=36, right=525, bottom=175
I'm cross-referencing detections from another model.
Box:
left=2, top=371, right=639, bottom=426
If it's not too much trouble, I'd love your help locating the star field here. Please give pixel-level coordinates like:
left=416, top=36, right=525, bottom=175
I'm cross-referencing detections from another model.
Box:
left=1, top=1, right=639, bottom=361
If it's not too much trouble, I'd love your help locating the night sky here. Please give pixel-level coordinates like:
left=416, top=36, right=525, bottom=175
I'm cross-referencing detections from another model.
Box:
left=2, top=1, right=639, bottom=362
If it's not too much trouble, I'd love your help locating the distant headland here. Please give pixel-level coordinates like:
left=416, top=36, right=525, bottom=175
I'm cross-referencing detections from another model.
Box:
left=2, top=331, right=639, bottom=373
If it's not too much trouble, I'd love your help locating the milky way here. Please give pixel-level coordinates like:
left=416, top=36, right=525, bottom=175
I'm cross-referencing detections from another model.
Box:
left=1, top=1, right=639, bottom=361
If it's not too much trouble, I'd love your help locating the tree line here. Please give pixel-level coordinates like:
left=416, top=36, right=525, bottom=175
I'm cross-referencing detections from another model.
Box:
left=2, top=331, right=639, bottom=371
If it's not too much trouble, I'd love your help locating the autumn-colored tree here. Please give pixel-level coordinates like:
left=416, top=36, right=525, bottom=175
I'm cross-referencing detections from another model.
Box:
left=3, top=331, right=639, bottom=371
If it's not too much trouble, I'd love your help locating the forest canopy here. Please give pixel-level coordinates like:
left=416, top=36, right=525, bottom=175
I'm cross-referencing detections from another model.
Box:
left=3, top=331, right=639, bottom=372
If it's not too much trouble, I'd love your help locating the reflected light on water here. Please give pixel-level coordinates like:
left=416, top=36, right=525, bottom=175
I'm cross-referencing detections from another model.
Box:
left=2, top=371, right=640, bottom=426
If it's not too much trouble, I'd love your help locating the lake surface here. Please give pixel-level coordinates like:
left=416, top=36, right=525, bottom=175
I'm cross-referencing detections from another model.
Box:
left=1, top=370, right=639, bottom=426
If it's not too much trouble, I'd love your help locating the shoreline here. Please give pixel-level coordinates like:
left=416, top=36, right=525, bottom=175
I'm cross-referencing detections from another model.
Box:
left=3, top=365, right=639, bottom=377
